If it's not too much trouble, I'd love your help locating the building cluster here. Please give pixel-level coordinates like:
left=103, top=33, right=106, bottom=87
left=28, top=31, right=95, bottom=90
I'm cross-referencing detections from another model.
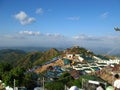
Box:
left=62, top=53, right=120, bottom=74
left=41, top=53, right=120, bottom=83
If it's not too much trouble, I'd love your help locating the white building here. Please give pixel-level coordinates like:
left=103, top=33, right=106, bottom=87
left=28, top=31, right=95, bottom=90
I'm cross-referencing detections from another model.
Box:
left=66, top=54, right=84, bottom=62
left=94, top=56, right=120, bottom=65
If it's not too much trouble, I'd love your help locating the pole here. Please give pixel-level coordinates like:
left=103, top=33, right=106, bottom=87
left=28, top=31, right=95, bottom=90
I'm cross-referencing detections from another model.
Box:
left=43, top=77, right=44, bottom=90
left=14, top=79, right=15, bottom=90
left=82, top=78, right=83, bottom=89
left=64, top=85, right=66, bottom=90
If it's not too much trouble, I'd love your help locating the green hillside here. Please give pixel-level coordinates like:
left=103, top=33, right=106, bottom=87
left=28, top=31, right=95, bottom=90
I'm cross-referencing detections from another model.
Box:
left=0, top=49, right=26, bottom=64
left=17, top=48, right=60, bottom=68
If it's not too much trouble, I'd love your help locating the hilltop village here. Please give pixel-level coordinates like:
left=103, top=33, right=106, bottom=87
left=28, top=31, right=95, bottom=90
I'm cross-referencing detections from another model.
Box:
left=33, top=46, right=120, bottom=89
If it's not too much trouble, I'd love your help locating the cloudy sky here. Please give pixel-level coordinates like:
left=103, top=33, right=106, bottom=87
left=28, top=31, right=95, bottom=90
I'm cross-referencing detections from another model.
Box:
left=0, top=0, right=120, bottom=49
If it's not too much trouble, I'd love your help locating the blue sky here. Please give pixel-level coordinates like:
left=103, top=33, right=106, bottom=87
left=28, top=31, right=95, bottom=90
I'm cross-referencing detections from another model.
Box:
left=0, top=0, right=120, bottom=49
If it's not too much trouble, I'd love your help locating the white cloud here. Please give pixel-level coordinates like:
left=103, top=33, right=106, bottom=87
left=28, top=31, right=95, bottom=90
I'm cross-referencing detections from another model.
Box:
left=14, top=11, right=36, bottom=25
left=19, top=31, right=41, bottom=36
left=73, top=34, right=101, bottom=41
left=101, top=12, right=109, bottom=18
left=19, top=31, right=64, bottom=38
left=67, top=16, right=80, bottom=20
left=46, top=33, right=64, bottom=38
left=73, top=34, right=86, bottom=40
left=36, top=8, right=44, bottom=14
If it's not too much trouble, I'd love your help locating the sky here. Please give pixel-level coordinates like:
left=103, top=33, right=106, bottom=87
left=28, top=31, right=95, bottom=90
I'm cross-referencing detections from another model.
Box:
left=0, top=0, right=120, bottom=49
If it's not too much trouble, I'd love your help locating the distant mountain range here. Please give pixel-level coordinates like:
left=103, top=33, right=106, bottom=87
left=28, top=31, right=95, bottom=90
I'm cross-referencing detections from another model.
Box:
left=0, top=46, right=66, bottom=52
left=0, top=46, right=120, bottom=56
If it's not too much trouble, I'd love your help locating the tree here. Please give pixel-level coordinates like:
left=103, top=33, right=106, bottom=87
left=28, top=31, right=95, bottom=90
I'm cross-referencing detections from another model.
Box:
left=2, top=66, right=25, bottom=87
left=22, top=72, right=38, bottom=90
left=0, top=63, right=12, bottom=79
left=2, top=72, right=14, bottom=87
left=45, top=81, right=64, bottom=90
left=59, top=72, right=73, bottom=84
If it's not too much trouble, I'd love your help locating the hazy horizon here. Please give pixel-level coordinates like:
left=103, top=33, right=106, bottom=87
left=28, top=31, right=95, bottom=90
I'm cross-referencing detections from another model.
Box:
left=0, top=46, right=120, bottom=55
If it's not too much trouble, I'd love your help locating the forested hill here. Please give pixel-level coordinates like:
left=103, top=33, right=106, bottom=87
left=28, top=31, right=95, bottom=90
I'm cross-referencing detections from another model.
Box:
left=0, top=49, right=26, bottom=64
left=17, top=48, right=60, bottom=68
left=0, top=48, right=60, bottom=68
